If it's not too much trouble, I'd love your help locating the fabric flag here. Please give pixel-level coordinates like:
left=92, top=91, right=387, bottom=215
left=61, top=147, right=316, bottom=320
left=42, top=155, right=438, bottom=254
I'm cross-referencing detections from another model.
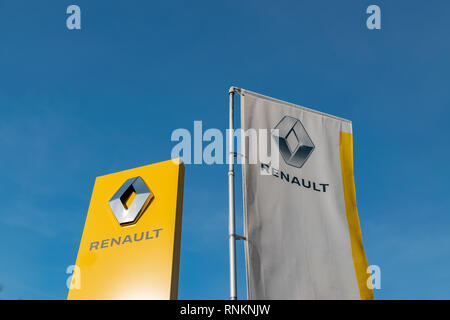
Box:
left=240, top=89, right=373, bottom=300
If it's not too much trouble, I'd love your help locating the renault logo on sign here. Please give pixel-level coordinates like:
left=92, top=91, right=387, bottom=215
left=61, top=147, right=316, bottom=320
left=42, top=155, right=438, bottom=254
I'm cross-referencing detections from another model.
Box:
left=68, top=159, right=184, bottom=300
left=108, top=176, right=153, bottom=225
left=273, top=116, right=315, bottom=168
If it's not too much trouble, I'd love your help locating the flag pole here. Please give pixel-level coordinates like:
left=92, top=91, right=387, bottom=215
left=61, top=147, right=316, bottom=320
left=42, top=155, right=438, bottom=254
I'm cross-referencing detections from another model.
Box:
left=228, top=86, right=237, bottom=300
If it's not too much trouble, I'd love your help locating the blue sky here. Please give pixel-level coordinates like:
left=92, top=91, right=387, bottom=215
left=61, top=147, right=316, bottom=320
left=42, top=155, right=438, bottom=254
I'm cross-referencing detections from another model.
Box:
left=0, top=0, right=449, bottom=299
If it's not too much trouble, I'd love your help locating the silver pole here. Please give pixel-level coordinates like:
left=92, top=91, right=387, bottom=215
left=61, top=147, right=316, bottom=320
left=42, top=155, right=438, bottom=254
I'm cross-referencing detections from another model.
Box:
left=228, top=87, right=237, bottom=300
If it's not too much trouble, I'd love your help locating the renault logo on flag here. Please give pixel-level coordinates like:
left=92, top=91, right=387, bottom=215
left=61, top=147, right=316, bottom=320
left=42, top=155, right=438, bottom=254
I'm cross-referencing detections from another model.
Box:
left=273, top=116, right=315, bottom=168
left=108, top=176, right=153, bottom=225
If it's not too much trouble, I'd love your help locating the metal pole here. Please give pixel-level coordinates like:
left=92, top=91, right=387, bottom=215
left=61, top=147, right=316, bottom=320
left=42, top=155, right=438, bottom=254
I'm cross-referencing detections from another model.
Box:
left=228, top=87, right=237, bottom=300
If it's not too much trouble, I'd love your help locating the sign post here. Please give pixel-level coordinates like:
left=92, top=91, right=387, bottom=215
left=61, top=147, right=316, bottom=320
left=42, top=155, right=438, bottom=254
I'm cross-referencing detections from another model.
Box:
left=67, top=158, right=185, bottom=300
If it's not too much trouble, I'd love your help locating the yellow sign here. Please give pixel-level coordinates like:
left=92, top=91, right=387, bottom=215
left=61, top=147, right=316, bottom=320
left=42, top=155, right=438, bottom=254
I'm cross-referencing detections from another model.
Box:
left=67, top=159, right=185, bottom=300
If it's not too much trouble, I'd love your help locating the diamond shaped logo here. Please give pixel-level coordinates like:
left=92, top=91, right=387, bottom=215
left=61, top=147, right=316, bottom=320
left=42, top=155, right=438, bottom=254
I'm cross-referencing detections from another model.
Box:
left=273, top=116, right=315, bottom=168
left=108, top=176, right=153, bottom=226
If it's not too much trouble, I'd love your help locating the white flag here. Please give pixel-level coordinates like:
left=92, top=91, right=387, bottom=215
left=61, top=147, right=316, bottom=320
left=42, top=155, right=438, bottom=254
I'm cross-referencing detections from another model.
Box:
left=240, top=89, right=373, bottom=300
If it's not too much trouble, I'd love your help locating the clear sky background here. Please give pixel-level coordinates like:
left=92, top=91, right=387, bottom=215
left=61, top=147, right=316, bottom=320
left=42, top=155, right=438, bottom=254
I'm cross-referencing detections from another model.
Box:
left=0, top=0, right=449, bottom=299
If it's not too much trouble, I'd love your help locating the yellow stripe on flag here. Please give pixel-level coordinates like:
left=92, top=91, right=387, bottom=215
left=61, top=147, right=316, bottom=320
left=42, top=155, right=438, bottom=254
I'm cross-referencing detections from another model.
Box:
left=339, top=131, right=374, bottom=300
